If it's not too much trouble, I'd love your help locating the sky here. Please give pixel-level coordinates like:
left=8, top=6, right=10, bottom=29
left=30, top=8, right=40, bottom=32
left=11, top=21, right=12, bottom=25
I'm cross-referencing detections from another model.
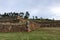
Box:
left=0, top=0, right=60, bottom=20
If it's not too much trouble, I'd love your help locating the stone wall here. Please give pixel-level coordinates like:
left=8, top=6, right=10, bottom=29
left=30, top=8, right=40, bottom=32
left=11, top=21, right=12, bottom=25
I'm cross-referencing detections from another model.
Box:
left=38, top=21, right=60, bottom=27
left=0, top=16, right=41, bottom=32
left=0, top=23, right=26, bottom=32
left=29, top=20, right=40, bottom=31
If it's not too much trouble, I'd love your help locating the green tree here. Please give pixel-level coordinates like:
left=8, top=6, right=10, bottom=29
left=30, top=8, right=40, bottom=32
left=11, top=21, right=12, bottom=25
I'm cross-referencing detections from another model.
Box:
left=24, top=11, right=30, bottom=19
left=8, top=12, right=13, bottom=17
left=13, top=12, right=18, bottom=16
left=2, top=12, right=7, bottom=17
left=35, top=16, right=38, bottom=19
left=20, top=12, right=24, bottom=18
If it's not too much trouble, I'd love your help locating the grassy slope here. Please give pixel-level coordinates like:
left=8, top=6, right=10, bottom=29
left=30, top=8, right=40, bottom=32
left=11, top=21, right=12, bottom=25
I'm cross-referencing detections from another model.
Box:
left=0, top=27, right=60, bottom=40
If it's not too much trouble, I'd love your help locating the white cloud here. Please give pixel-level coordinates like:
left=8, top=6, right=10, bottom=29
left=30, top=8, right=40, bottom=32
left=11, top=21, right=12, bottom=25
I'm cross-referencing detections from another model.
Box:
left=27, top=8, right=41, bottom=18
left=50, top=7, right=60, bottom=14
left=0, top=0, right=60, bottom=20
left=49, top=6, right=60, bottom=20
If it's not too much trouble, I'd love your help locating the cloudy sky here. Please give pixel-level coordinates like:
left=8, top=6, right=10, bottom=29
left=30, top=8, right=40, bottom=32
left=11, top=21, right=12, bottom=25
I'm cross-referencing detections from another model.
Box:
left=0, top=0, right=60, bottom=20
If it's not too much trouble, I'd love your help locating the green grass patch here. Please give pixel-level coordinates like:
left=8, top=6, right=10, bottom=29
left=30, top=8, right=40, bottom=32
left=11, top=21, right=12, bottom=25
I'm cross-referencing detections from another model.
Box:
left=0, top=27, right=60, bottom=40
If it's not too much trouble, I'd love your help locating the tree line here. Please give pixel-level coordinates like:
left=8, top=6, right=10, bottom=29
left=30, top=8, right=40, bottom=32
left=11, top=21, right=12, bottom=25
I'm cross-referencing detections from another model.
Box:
left=0, top=11, right=30, bottom=19
left=0, top=11, right=54, bottom=21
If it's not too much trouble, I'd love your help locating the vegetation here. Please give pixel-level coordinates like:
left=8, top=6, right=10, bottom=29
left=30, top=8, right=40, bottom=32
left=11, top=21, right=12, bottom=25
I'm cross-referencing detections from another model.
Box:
left=0, top=11, right=60, bottom=40
left=35, top=16, right=38, bottom=19
left=0, top=11, right=53, bottom=21
left=0, top=11, right=30, bottom=19
left=0, top=27, right=60, bottom=40
left=24, top=11, right=30, bottom=19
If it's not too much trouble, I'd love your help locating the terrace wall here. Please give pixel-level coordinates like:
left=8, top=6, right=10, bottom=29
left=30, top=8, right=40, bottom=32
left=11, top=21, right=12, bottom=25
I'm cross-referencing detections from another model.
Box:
left=0, top=23, right=26, bottom=32
left=38, top=21, right=60, bottom=27
left=0, top=17, right=40, bottom=32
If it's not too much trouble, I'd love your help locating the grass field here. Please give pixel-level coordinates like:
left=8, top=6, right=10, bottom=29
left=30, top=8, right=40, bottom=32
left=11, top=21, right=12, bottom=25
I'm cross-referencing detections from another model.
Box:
left=0, top=27, right=60, bottom=40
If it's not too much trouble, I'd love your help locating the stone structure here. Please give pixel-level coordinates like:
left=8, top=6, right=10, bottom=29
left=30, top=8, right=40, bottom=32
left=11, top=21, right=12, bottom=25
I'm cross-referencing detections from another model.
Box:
left=0, top=16, right=40, bottom=32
